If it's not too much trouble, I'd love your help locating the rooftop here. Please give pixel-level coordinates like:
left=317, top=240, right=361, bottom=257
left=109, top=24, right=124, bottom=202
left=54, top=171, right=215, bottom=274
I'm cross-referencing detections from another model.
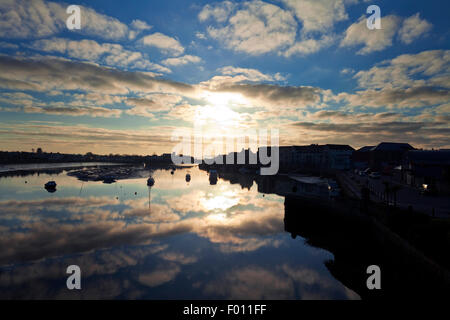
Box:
left=373, top=142, right=415, bottom=152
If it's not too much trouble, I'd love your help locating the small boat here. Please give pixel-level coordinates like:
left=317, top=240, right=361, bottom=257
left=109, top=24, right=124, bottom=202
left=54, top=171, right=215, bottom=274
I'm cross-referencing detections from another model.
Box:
left=185, top=173, right=191, bottom=182
left=44, top=181, right=57, bottom=189
left=147, top=177, right=155, bottom=186
left=102, top=176, right=116, bottom=184
left=209, top=170, right=218, bottom=185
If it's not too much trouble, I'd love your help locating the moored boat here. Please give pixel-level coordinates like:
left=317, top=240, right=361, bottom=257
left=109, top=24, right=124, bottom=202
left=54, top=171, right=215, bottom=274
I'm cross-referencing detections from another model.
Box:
left=44, top=181, right=57, bottom=189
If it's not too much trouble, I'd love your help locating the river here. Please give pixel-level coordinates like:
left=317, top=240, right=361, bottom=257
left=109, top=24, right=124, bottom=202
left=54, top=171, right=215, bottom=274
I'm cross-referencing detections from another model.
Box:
left=0, top=166, right=359, bottom=299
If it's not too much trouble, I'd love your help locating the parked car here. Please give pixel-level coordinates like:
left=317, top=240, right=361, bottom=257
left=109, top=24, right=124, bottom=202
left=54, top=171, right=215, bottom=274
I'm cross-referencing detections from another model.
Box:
left=369, top=172, right=381, bottom=179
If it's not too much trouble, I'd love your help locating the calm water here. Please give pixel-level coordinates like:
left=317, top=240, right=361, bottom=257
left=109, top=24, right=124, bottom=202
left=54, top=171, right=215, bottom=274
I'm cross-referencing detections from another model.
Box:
left=0, top=166, right=359, bottom=299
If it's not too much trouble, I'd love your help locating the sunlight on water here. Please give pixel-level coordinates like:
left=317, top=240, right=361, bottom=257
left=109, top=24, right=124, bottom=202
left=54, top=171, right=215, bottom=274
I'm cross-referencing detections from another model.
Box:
left=0, top=166, right=359, bottom=300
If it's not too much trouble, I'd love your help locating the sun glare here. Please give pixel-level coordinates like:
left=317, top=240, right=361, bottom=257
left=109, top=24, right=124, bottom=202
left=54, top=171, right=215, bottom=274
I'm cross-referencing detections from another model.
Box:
left=201, top=191, right=240, bottom=211
left=201, top=92, right=247, bottom=107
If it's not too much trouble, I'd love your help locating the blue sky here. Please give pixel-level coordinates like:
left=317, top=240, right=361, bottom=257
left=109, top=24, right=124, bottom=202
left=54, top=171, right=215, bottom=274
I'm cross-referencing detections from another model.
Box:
left=0, top=0, right=449, bottom=154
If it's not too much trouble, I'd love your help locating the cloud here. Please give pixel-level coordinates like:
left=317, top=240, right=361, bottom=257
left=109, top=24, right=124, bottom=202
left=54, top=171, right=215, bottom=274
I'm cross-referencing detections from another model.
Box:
left=398, top=13, right=432, bottom=44
left=340, top=86, right=449, bottom=108
left=340, top=68, right=355, bottom=75
left=340, top=15, right=401, bottom=54
left=0, top=0, right=130, bottom=40
left=218, top=66, right=285, bottom=82
left=139, top=32, right=185, bottom=56
left=290, top=119, right=450, bottom=149
left=202, top=264, right=356, bottom=299
left=159, top=252, right=197, bottom=264
left=353, top=50, right=450, bottom=89
left=24, top=104, right=123, bottom=118
left=27, top=37, right=170, bottom=73
left=0, top=56, right=193, bottom=95
left=162, top=55, right=202, bottom=66
left=0, top=0, right=63, bottom=39
left=203, top=81, right=322, bottom=108
left=282, top=34, right=334, bottom=57
left=203, top=1, right=297, bottom=55
left=130, top=19, right=152, bottom=31
left=281, top=0, right=353, bottom=33
left=125, top=93, right=182, bottom=117
left=138, top=264, right=181, bottom=287
left=195, top=32, right=207, bottom=40
left=122, top=203, right=181, bottom=222
left=198, top=1, right=236, bottom=23
left=0, top=122, right=184, bottom=155
left=203, top=266, right=294, bottom=299
left=0, top=41, right=19, bottom=49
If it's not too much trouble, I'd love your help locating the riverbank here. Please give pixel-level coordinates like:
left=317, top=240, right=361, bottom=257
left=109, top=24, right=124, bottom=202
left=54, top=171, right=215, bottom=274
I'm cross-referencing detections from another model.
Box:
left=284, top=195, right=450, bottom=298
left=0, top=162, right=128, bottom=177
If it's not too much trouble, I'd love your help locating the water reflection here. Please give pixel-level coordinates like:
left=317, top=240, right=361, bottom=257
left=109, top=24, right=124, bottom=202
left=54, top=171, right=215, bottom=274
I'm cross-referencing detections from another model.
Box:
left=0, top=167, right=358, bottom=299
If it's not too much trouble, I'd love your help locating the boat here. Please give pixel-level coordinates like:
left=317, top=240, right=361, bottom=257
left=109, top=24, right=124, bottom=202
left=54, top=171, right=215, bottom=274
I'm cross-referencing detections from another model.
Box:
left=170, top=169, right=175, bottom=175
left=209, top=170, right=218, bottom=185
left=44, top=181, right=57, bottom=189
left=185, top=173, right=191, bottom=182
left=44, top=181, right=57, bottom=192
left=286, top=175, right=331, bottom=200
left=102, top=176, right=116, bottom=184
left=147, top=177, right=155, bottom=186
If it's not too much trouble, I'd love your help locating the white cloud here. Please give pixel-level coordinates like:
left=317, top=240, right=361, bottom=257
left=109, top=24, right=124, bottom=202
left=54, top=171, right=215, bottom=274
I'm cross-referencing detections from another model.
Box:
left=218, top=66, right=285, bottom=82
left=139, top=32, right=185, bottom=56
left=28, top=38, right=171, bottom=73
left=282, top=34, right=334, bottom=57
left=281, top=0, right=353, bottom=33
left=128, top=19, right=152, bottom=40
left=130, top=19, right=152, bottom=30
left=125, top=93, right=182, bottom=117
left=354, top=50, right=450, bottom=89
left=204, top=1, right=297, bottom=55
left=162, top=55, right=202, bottom=66
left=0, top=55, right=193, bottom=95
left=340, top=68, right=355, bottom=75
left=195, top=32, right=207, bottom=40
left=398, top=13, right=432, bottom=44
left=339, top=50, right=450, bottom=109
left=0, top=41, right=18, bottom=49
left=0, top=0, right=130, bottom=40
left=340, top=15, right=401, bottom=54
left=198, top=1, right=236, bottom=22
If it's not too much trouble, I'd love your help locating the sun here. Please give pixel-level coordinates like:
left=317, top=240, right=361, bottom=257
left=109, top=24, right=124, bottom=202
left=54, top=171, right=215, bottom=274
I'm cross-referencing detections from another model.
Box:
left=192, top=91, right=250, bottom=128
left=201, top=92, right=247, bottom=107
left=195, top=104, right=239, bottom=126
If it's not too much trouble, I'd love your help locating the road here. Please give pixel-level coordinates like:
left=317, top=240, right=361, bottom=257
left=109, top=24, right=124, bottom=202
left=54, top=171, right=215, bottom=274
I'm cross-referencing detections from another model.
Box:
left=343, top=172, right=450, bottom=218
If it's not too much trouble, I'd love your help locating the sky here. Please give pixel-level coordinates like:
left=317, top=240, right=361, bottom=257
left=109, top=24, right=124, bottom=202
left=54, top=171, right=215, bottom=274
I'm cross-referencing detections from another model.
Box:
left=0, top=0, right=449, bottom=155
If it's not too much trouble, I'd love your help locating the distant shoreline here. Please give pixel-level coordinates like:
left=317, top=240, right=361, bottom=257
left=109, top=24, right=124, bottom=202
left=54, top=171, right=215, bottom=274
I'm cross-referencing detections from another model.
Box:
left=0, top=162, right=127, bottom=175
